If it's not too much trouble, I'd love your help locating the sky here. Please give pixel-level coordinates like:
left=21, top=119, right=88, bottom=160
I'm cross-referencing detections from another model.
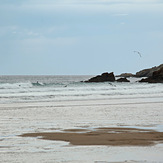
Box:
left=0, top=0, right=163, bottom=75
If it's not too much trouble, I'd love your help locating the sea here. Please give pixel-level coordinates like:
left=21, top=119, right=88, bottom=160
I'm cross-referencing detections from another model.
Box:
left=0, top=75, right=163, bottom=163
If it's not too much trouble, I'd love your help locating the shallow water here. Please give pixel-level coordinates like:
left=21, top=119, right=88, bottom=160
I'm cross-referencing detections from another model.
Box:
left=0, top=76, right=163, bottom=162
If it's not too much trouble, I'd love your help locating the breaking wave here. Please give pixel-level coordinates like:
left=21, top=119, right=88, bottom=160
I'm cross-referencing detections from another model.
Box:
left=0, top=75, right=163, bottom=104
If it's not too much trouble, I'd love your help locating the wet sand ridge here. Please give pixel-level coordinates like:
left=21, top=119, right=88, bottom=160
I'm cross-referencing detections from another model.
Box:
left=20, top=127, right=163, bottom=146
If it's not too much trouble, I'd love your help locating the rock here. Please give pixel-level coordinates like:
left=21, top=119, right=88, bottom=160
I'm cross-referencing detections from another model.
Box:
left=153, top=67, right=163, bottom=79
left=116, top=73, right=135, bottom=78
left=85, top=72, right=115, bottom=82
left=139, top=67, right=163, bottom=83
left=136, top=64, right=163, bottom=77
left=116, top=77, right=130, bottom=82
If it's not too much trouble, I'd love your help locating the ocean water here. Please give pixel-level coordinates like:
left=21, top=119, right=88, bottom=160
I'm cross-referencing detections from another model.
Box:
left=0, top=75, right=92, bottom=104
left=0, top=75, right=163, bottom=104
left=0, top=75, right=163, bottom=163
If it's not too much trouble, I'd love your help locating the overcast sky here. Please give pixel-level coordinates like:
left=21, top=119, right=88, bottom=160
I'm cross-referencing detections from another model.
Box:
left=0, top=0, right=163, bottom=75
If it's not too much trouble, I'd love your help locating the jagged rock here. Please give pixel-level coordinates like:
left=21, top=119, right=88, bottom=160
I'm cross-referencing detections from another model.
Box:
left=139, top=67, right=163, bottom=83
left=136, top=64, right=163, bottom=77
left=116, top=77, right=130, bottom=82
left=85, top=72, right=115, bottom=82
left=116, top=73, right=135, bottom=78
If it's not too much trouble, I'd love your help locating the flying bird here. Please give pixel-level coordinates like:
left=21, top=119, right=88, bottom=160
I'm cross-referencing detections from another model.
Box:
left=133, top=51, right=142, bottom=57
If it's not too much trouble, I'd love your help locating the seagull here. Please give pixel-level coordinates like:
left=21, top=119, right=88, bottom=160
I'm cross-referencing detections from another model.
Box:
left=133, top=51, right=142, bottom=57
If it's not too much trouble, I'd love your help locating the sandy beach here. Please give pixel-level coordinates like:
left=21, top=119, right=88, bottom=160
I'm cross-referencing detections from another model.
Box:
left=1, top=98, right=163, bottom=162
left=1, top=75, right=163, bottom=162
left=20, top=127, right=163, bottom=146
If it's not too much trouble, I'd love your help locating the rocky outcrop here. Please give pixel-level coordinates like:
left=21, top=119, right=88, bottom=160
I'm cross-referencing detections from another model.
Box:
left=136, top=64, right=163, bottom=77
left=85, top=72, right=115, bottom=82
left=84, top=64, right=163, bottom=83
left=116, top=77, right=130, bottom=82
left=139, top=67, right=163, bottom=83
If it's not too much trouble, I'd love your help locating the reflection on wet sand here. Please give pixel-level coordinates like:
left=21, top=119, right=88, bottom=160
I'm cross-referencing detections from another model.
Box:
left=20, top=127, right=163, bottom=146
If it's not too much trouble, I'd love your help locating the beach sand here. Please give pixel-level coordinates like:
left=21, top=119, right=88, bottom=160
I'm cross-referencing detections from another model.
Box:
left=20, top=127, right=163, bottom=146
left=1, top=98, right=163, bottom=162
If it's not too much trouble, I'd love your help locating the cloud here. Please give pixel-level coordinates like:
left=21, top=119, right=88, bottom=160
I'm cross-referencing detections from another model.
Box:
left=19, top=37, right=79, bottom=50
left=17, top=0, right=163, bottom=6
left=1, top=0, right=163, bottom=19
left=0, top=0, right=162, bottom=40
left=113, top=14, right=128, bottom=16
left=15, top=0, right=163, bottom=5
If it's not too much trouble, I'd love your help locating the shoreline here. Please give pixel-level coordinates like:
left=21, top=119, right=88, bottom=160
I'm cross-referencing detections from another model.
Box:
left=20, top=127, right=163, bottom=146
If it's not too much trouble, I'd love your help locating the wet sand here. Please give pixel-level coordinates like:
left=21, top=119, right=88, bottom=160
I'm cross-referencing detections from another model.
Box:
left=20, top=127, right=163, bottom=146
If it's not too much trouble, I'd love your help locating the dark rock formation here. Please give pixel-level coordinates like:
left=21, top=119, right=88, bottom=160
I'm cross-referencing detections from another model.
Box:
left=116, top=73, right=135, bottom=78
left=85, top=72, right=115, bottom=82
left=139, top=67, right=163, bottom=83
left=136, top=64, right=163, bottom=77
left=116, top=77, right=130, bottom=82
